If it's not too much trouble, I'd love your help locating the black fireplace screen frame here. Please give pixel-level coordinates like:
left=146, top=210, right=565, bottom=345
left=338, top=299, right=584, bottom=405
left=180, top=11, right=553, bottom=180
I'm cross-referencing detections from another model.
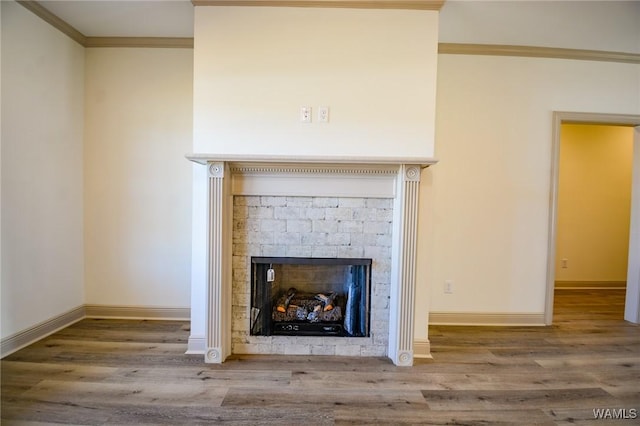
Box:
left=250, top=256, right=372, bottom=337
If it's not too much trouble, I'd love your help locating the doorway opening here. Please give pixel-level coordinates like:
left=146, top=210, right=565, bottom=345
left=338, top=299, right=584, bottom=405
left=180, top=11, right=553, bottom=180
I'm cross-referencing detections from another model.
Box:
left=554, top=123, right=632, bottom=319
left=546, top=112, right=640, bottom=325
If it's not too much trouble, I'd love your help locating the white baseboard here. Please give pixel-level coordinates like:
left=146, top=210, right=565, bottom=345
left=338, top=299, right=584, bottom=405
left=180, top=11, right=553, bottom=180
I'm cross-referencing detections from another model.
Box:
left=84, top=305, right=190, bottom=320
left=429, top=312, right=545, bottom=326
left=186, top=336, right=206, bottom=354
left=1, top=305, right=191, bottom=359
left=555, top=281, right=626, bottom=289
left=1, top=305, right=86, bottom=358
left=413, top=338, right=432, bottom=359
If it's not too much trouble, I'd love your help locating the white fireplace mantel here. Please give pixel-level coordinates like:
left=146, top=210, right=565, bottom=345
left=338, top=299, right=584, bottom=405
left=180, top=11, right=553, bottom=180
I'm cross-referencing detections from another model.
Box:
left=186, top=153, right=438, bottom=168
left=187, top=153, right=437, bottom=366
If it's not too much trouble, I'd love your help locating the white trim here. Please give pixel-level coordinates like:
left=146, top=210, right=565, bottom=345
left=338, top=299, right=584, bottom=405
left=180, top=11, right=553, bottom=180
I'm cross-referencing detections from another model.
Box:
left=438, top=43, right=640, bottom=65
left=413, top=338, right=431, bottom=358
left=1, top=306, right=85, bottom=358
left=186, top=336, right=206, bottom=354
left=186, top=153, right=438, bottom=168
left=626, top=126, right=640, bottom=323
left=230, top=163, right=399, bottom=198
left=84, top=305, right=190, bottom=320
left=546, top=113, right=640, bottom=325
left=192, top=0, right=446, bottom=10
left=1, top=305, right=192, bottom=359
left=554, top=281, right=626, bottom=289
left=429, top=312, right=545, bottom=326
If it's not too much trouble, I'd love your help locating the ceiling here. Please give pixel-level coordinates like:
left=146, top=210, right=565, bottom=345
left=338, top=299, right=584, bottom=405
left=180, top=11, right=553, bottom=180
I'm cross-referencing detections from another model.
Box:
left=37, top=0, right=195, bottom=38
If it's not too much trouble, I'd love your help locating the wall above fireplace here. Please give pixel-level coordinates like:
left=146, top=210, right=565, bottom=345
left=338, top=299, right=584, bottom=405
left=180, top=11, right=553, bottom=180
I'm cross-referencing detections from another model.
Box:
left=192, top=7, right=439, bottom=159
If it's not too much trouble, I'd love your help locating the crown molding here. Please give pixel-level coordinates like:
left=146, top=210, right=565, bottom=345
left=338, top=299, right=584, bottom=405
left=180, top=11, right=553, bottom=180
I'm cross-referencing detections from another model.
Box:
left=84, top=37, right=194, bottom=49
left=192, top=0, right=445, bottom=10
left=439, top=43, right=640, bottom=65
left=16, top=0, right=87, bottom=46
left=16, top=0, right=194, bottom=49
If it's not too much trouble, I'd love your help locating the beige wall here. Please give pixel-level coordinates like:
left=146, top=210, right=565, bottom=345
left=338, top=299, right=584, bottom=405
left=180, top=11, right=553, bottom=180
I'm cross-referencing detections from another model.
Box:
left=439, top=1, right=640, bottom=53
left=426, top=55, right=639, bottom=319
left=555, top=124, right=633, bottom=283
left=193, top=7, right=438, bottom=158
left=1, top=1, right=85, bottom=338
left=84, top=48, right=193, bottom=308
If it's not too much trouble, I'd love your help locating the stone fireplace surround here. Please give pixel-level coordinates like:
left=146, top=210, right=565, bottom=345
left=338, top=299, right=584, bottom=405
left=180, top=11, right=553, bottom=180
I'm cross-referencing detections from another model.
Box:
left=187, top=154, right=437, bottom=366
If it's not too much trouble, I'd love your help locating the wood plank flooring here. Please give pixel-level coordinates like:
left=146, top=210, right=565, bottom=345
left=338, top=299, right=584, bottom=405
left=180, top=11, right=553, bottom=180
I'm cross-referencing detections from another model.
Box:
left=2, top=289, right=638, bottom=425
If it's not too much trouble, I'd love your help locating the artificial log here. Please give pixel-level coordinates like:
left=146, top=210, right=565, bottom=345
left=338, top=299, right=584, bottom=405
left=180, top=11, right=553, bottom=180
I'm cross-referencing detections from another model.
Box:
left=276, top=288, right=297, bottom=313
left=315, top=292, right=337, bottom=311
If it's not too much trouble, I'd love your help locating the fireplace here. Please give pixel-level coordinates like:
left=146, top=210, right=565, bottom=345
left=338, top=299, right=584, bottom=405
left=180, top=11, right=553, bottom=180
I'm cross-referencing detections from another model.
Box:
left=250, top=257, right=372, bottom=337
left=186, top=156, right=436, bottom=366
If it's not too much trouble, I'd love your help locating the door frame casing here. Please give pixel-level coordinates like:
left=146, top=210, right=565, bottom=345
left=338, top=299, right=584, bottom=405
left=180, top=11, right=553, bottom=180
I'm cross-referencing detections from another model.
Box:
left=545, top=112, right=640, bottom=325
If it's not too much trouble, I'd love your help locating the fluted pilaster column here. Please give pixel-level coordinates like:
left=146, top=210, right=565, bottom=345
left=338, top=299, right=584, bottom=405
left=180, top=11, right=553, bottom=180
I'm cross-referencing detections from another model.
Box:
left=389, top=164, right=421, bottom=366
left=205, top=162, right=232, bottom=363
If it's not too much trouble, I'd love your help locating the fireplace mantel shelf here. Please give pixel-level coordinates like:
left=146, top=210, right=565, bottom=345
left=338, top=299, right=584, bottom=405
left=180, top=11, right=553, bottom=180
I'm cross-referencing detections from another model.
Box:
left=186, top=153, right=438, bottom=168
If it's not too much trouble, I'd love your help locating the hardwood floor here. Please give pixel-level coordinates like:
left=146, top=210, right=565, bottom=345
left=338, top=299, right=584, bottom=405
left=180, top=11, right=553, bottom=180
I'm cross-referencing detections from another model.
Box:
left=2, top=289, right=638, bottom=425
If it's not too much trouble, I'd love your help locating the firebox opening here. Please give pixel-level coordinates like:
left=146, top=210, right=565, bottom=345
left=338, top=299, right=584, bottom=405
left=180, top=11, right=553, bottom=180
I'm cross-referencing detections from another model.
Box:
left=250, top=257, right=372, bottom=337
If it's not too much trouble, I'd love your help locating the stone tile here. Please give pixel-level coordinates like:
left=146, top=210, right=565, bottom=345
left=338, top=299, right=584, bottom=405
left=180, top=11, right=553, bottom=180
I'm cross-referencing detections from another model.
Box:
left=301, top=233, right=328, bottom=245
left=360, top=345, right=387, bottom=357
left=335, top=345, right=362, bottom=357
left=325, top=207, right=354, bottom=221
left=233, top=343, right=276, bottom=355
left=302, top=207, right=326, bottom=220
left=277, top=232, right=302, bottom=246
left=231, top=194, right=394, bottom=358
left=364, top=233, right=392, bottom=247
left=233, top=205, right=248, bottom=218
left=286, top=219, right=312, bottom=233
left=338, top=198, right=365, bottom=208
left=286, top=197, right=313, bottom=207
left=366, top=198, right=393, bottom=209
left=247, top=206, right=274, bottom=219
left=312, top=220, right=338, bottom=234
left=312, top=197, right=338, bottom=208
left=261, top=196, right=287, bottom=207
left=284, top=345, right=311, bottom=355
left=260, top=245, right=288, bottom=257
left=311, top=345, right=337, bottom=356
left=327, top=233, right=350, bottom=246
left=338, top=220, right=364, bottom=233
left=260, top=219, right=286, bottom=232
left=353, top=207, right=377, bottom=221
left=234, top=196, right=261, bottom=206
left=376, top=208, right=394, bottom=221
left=274, top=206, right=302, bottom=219
left=285, top=245, right=313, bottom=257
left=312, top=245, right=338, bottom=257
left=363, top=221, right=392, bottom=234
left=337, top=246, right=365, bottom=258
left=245, top=231, right=275, bottom=245
left=365, top=245, right=391, bottom=259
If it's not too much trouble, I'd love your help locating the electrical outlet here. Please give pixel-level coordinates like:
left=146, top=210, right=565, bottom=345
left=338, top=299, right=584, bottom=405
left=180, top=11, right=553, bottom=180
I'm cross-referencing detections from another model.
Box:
left=561, top=258, right=568, bottom=269
left=300, top=106, right=311, bottom=123
left=318, top=106, right=329, bottom=123
left=444, top=280, right=454, bottom=294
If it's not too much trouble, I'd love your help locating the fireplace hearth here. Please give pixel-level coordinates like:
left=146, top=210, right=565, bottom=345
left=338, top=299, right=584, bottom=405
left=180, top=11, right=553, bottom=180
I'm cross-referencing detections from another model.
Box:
left=251, top=257, right=371, bottom=337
